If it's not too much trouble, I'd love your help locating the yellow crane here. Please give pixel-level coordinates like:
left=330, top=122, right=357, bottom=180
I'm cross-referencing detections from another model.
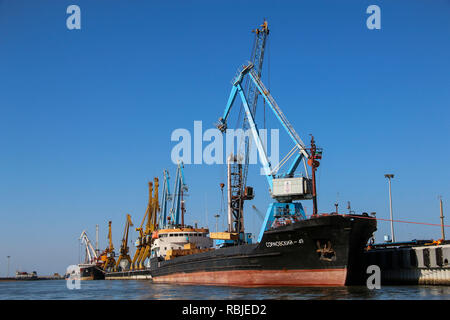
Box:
left=102, top=221, right=116, bottom=272
left=138, top=177, right=159, bottom=269
left=130, top=180, right=154, bottom=270
left=114, top=214, right=133, bottom=271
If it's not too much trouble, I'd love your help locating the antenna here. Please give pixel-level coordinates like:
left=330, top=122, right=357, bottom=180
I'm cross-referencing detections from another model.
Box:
left=334, top=192, right=339, bottom=214
left=204, top=193, right=208, bottom=229
left=347, top=201, right=354, bottom=214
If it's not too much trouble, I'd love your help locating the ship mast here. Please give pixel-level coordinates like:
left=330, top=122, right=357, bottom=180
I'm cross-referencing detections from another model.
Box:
left=308, top=135, right=321, bottom=216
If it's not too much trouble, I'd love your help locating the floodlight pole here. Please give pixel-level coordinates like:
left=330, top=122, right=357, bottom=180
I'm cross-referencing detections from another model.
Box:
left=385, top=174, right=395, bottom=243
left=6, top=256, right=10, bottom=277
left=439, top=196, right=445, bottom=241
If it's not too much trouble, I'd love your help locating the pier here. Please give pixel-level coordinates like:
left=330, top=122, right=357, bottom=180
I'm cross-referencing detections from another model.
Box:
left=0, top=275, right=64, bottom=282
left=365, top=242, right=450, bottom=285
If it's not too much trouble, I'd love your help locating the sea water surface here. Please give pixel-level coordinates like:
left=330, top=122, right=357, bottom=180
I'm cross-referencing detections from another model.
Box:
left=0, top=280, right=449, bottom=300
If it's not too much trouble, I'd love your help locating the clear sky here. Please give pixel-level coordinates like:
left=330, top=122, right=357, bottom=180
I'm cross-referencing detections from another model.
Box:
left=0, top=0, right=449, bottom=275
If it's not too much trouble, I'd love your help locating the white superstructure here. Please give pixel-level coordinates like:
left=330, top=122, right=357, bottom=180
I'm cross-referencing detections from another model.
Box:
left=151, top=227, right=213, bottom=259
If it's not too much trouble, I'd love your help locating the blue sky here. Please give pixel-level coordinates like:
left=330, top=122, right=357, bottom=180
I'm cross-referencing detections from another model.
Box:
left=0, top=0, right=449, bottom=275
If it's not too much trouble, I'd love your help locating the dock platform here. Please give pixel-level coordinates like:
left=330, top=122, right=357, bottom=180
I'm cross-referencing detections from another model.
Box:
left=364, top=241, right=450, bottom=285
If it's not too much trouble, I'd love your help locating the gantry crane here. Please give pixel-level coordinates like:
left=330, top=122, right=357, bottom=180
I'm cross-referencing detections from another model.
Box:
left=130, top=178, right=159, bottom=270
left=114, top=214, right=133, bottom=271
left=102, top=221, right=116, bottom=271
left=217, top=60, right=322, bottom=243
left=79, top=230, right=98, bottom=265
left=139, top=177, right=159, bottom=269
left=130, top=181, right=153, bottom=270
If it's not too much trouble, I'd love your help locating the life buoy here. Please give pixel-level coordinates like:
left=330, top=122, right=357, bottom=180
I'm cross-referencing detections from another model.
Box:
left=308, top=159, right=320, bottom=167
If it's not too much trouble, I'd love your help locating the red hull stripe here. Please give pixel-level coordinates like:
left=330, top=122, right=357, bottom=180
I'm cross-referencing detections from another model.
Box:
left=152, top=268, right=347, bottom=286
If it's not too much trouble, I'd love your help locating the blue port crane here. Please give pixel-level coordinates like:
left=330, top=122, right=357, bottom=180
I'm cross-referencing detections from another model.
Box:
left=168, top=160, right=188, bottom=226
left=158, top=169, right=172, bottom=229
left=217, top=61, right=322, bottom=243
left=155, top=161, right=187, bottom=229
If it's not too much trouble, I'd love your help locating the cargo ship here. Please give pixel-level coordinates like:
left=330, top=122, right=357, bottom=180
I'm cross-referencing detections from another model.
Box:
left=75, top=230, right=106, bottom=280
left=147, top=214, right=376, bottom=286
left=107, top=212, right=376, bottom=286
left=15, top=271, right=38, bottom=280
left=78, top=263, right=105, bottom=280
left=106, top=143, right=377, bottom=286
left=105, top=20, right=377, bottom=286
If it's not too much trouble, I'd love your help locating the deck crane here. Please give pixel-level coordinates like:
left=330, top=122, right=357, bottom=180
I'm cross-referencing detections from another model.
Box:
left=217, top=62, right=322, bottom=243
left=114, top=214, right=133, bottom=271
left=130, top=181, right=153, bottom=270
left=158, top=170, right=172, bottom=229
left=139, top=177, right=159, bottom=269
left=102, top=221, right=116, bottom=271
left=168, top=161, right=188, bottom=227
left=79, top=230, right=98, bottom=265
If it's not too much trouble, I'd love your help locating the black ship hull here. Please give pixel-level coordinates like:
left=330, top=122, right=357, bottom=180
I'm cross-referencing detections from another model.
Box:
left=147, top=214, right=376, bottom=286
left=79, top=264, right=105, bottom=280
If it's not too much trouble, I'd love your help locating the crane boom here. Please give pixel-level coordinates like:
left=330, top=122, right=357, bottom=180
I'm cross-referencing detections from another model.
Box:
left=134, top=181, right=153, bottom=269
left=169, top=161, right=187, bottom=226
left=248, top=68, right=309, bottom=161
left=79, top=230, right=98, bottom=264
left=115, top=214, right=133, bottom=271
left=130, top=181, right=154, bottom=270
left=158, top=170, right=171, bottom=229
left=241, top=20, right=270, bottom=188
left=138, top=177, right=159, bottom=269
left=102, top=221, right=116, bottom=271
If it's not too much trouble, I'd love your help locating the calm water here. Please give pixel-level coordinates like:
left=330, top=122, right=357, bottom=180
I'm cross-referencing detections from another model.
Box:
left=0, top=280, right=449, bottom=300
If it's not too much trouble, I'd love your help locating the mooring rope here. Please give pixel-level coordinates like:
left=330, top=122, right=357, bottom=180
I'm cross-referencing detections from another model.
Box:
left=305, top=214, right=450, bottom=228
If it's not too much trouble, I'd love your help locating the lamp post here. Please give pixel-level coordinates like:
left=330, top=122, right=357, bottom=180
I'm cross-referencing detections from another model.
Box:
left=96, top=224, right=99, bottom=256
left=439, top=196, right=445, bottom=241
left=6, top=256, right=10, bottom=277
left=384, top=174, right=395, bottom=243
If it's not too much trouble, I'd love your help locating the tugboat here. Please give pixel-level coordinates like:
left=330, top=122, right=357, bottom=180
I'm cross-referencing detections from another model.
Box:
left=78, top=230, right=105, bottom=280
left=15, top=271, right=38, bottom=280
